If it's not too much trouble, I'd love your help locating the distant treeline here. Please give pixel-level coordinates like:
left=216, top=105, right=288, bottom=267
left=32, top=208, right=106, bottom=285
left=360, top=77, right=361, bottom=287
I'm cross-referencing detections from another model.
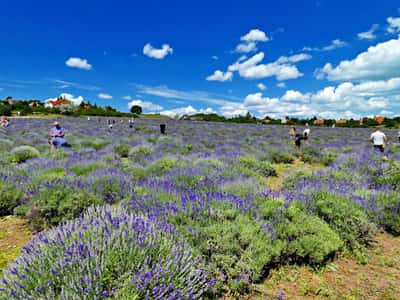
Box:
left=181, top=112, right=400, bottom=128
left=0, top=99, right=136, bottom=118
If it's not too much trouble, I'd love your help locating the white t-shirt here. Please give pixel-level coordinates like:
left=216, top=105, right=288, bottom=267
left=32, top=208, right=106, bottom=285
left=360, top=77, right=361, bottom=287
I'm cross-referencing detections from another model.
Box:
left=370, top=131, right=386, bottom=145
left=303, top=128, right=310, bottom=136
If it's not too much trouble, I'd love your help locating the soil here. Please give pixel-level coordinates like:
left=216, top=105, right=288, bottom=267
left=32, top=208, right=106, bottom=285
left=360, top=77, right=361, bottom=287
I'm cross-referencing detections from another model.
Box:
left=246, top=232, right=400, bottom=300
left=0, top=216, right=32, bottom=275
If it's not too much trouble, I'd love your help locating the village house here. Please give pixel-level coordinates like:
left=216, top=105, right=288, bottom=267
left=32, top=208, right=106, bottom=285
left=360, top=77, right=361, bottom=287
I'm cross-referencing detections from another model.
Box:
left=44, top=99, right=71, bottom=108
left=313, top=119, right=325, bottom=125
left=336, top=119, right=347, bottom=125
left=374, top=116, right=385, bottom=124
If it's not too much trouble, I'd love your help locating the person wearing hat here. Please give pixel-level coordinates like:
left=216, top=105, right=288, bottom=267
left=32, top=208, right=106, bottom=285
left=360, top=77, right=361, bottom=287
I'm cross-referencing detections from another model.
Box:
left=49, top=121, right=68, bottom=150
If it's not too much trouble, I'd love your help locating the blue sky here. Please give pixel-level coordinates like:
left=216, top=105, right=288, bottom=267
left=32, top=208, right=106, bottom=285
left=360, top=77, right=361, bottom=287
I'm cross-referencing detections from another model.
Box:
left=1, top=0, right=400, bottom=118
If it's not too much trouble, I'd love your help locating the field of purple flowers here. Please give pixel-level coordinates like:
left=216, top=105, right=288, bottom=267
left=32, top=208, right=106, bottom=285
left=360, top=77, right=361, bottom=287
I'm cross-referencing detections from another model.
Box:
left=0, top=117, right=399, bottom=299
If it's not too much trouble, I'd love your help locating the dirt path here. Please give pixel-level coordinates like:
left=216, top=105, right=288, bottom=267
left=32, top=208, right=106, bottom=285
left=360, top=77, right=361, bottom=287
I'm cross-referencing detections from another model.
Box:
left=267, top=160, right=322, bottom=191
left=247, top=232, right=400, bottom=300
left=0, top=216, right=32, bottom=275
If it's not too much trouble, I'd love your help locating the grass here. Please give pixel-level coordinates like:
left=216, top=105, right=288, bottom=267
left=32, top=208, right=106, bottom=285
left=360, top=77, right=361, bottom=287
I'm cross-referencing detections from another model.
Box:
left=0, top=216, right=32, bottom=276
left=266, top=159, right=323, bottom=191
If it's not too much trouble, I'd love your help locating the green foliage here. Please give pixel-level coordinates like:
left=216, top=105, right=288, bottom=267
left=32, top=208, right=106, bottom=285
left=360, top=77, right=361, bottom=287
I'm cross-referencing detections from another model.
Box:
left=0, top=138, right=13, bottom=151
left=238, top=156, right=277, bottom=177
left=27, top=187, right=101, bottom=231
left=114, top=144, right=131, bottom=158
left=278, top=206, right=343, bottom=264
left=0, top=181, right=23, bottom=216
left=303, top=192, right=375, bottom=251
left=70, top=163, right=102, bottom=176
left=268, top=150, right=295, bottom=164
left=374, top=160, right=400, bottom=190
left=128, top=145, right=154, bottom=162
left=81, top=140, right=110, bottom=151
left=10, top=145, right=40, bottom=163
left=372, top=192, right=400, bottom=235
left=147, top=157, right=180, bottom=175
left=130, top=105, right=142, bottom=114
left=298, top=146, right=322, bottom=164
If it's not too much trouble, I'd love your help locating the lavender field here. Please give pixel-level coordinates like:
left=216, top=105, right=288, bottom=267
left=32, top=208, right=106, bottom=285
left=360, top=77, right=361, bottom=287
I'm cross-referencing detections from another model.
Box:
left=0, top=117, right=399, bottom=299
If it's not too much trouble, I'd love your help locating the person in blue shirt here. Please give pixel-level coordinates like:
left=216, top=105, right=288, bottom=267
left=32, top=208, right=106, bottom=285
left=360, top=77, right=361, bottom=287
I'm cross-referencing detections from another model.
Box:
left=49, top=121, right=69, bottom=150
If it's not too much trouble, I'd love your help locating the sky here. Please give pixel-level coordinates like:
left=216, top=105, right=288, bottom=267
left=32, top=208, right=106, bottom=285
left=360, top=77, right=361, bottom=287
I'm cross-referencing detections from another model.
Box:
left=1, top=0, right=400, bottom=119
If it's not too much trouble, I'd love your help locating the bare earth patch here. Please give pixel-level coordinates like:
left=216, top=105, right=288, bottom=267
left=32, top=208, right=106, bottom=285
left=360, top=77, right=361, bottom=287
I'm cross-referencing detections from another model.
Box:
left=0, top=216, right=32, bottom=275
left=247, top=232, right=400, bottom=300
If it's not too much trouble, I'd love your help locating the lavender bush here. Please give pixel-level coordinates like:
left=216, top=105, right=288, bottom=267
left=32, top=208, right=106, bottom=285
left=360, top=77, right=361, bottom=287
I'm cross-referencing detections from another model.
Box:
left=0, top=205, right=212, bottom=299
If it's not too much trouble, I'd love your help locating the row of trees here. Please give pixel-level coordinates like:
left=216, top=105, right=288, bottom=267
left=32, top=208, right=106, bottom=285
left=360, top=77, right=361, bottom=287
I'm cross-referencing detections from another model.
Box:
left=0, top=98, right=140, bottom=118
left=181, top=112, right=400, bottom=128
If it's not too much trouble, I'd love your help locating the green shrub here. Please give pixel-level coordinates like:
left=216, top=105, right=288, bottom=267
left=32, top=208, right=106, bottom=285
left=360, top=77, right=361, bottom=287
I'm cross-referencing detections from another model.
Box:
left=10, top=145, right=40, bottom=163
left=70, top=163, right=102, bottom=176
left=321, top=150, right=338, bottom=166
left=147, top=157, right=180, bottom=175
left=238, top=156, right=277, bottom=177
left=279, top=207, right=343, bottom=264
left=129, top=145, right=154, bottom=156
left=303, top=192, right=375, bottom=251
left=373, top=192, right=400, bottom=235
left=269, top=150, right=295, bottom=164
left=298, top=146, right=322, bottom=164
left=27, top=186, right=101, bottom=231
left=81, top=140, right=110, bottom=151
left=0, top=182, right=23, bottom=216
left=374, top=160, right=400, bottom=190
left=114, top=144, right=131, bottom=158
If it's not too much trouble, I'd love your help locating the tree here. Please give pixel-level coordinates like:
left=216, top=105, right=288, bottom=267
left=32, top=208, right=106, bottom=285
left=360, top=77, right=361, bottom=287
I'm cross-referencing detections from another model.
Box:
left=130, top=105, right=142, bottom=115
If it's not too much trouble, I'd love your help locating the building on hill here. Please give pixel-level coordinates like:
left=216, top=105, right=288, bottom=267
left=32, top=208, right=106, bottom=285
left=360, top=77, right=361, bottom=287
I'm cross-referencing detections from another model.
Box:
left=336, top=119, right=347, bottom=125
left=28, top=101, right=40, bottom=107
left=44, top=99, right=71, bottom=108
left=374, top=116, right=385, bottom=124
left=313, top=119, right=324, bottom=125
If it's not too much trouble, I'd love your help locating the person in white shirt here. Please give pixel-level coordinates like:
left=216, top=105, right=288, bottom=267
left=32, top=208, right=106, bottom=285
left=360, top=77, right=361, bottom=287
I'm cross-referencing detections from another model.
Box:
left=370, top=128, right=388, bottom=153
left=303, top=126, right=311, bottom=144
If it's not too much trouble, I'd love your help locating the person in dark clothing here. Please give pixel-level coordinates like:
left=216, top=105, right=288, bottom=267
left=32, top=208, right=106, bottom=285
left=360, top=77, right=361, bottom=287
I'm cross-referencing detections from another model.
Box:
left=294, top=133, right=304, bottom=150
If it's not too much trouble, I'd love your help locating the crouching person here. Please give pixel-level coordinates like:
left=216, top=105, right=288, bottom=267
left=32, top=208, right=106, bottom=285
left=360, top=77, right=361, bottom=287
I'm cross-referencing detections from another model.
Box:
left=49, top=121, right=70, bottom=150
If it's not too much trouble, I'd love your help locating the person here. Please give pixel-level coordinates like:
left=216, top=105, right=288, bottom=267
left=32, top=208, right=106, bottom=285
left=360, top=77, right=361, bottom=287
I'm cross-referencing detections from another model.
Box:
left=397, top=130, right=400, bottom=143
left=294, top=132, right=304, bottom=150
left=289, top=126, right=296, bottom=137
left=128, top=119, right=134, bottom=129
left=0, top=117, right=10, bottom=128
left=303, top=126, right=311, bottom=144
left=49, top=121, right=69, bottom=150
left=370, top=128, right=388, bottom=153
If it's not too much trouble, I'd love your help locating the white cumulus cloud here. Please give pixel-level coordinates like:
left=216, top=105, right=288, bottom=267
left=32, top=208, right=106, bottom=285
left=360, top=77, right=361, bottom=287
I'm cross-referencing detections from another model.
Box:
left=387, top=17, right=400, bottom=33
left=303, top=39, right=347, bottom=52
left=358, top=24, right=379, bottom=40
left=206, top=70, right=233, bottom=82
left=316, top=37, right=400, bottom=81
left=235, top=42, right=257, bottom=53
left=240, top=29, right=269, bottom=42
left=98, top=93, right=113, bottom=99
left=257, top=83, right=266, bottom=90
left=228, top=52, right=303, bottom=81
left=65, top=57, right=92, bottom=70
left=143, top=43, right=173, bottom=59
left=160, top=106, right=215, bottom=117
